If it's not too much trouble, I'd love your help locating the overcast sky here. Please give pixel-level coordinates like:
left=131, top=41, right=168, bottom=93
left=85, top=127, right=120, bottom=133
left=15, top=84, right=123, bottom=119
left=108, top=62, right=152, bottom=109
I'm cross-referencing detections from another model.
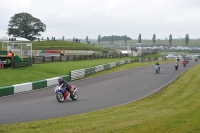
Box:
left=0, top=0, right=200, bottom=40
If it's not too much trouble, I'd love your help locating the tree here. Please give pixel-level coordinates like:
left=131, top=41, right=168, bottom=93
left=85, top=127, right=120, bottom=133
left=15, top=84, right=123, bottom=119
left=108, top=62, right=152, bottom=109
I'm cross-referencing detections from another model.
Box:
left=124, top=35, right=127, bottom=44
left=98, top=34, right=101, bottom=44
left=73, top=37, right=75, bottom=42
left=185, top=34, right=189, bottom=45
left=111, top=35, right=113, bottom=44
left=169, top=34, right=172, bottom=45
left=86, top=36, right=89, bottom=44
left=152, top=34, right=156, bottom=44
left=138, top=33, right=141, bottom=43
left=101, top=36, right=131, bottom=41
left=7, top=12, right=46, bottom=41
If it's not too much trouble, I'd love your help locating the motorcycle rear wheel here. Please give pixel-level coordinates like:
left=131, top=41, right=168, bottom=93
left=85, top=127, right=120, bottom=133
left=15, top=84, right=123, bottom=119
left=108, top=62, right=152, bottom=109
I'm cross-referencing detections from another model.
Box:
left=56, top=92, right=64, bottom=102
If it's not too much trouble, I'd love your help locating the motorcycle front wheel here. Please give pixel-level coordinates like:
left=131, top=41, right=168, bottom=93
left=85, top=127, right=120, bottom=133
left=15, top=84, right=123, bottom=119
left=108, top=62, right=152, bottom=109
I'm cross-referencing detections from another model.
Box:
left=70, top=92, right=78, bottom=100
left=56, top=92, right=64, bottom=102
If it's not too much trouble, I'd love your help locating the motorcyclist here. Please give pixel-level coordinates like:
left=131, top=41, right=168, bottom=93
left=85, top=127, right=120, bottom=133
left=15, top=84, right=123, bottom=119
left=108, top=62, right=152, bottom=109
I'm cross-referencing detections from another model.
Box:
left=186, top=58, right=189, bottom=64
left=174, top=61, right=179, bottom=70
left=175, top=61, right=178, bottom=66
left=58, top=77, right=73, bottom=95
left=155, top=62, right=161, bottom=70
left=183, top=59, right=187, bottom=66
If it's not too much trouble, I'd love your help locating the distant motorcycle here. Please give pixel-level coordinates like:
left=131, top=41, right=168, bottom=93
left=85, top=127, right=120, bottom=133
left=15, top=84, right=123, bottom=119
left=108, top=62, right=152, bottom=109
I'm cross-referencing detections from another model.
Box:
left=183, top=62, right=186, bottom=67
left=174, top=64, right=178, bottom=70
left=154, top=65, right=160, bottom=74
left=195, top=59, right=198, bottom=62
left=54, top=84, right=78, bottom=102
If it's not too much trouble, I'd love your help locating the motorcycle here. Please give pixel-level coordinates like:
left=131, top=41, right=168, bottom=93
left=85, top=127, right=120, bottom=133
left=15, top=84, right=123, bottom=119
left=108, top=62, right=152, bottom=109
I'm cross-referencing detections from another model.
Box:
left=183, top=62, right=186, bottom=67
left=186, top=59, right=189, bottom=64
left=54, top=84, right=78, bottom=102
left=174, top=64, right=178, bottom=70
left=154, top=65, right=160, bottom=74
left=195, top=59, right=198, bottom=62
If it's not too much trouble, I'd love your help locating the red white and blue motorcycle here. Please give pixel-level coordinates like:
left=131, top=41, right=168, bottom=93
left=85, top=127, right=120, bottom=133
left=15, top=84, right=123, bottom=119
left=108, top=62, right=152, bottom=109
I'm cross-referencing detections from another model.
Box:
left=54, top=84, right=78, bottom=102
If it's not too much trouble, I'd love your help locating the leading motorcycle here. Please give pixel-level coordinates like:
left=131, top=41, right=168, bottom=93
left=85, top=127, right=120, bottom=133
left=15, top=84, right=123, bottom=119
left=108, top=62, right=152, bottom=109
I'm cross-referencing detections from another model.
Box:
left=154, top=65, right=160, bottom=74
left=54, top=84, right=78, bottom=102
left=174, top=63, right=178, bottom=70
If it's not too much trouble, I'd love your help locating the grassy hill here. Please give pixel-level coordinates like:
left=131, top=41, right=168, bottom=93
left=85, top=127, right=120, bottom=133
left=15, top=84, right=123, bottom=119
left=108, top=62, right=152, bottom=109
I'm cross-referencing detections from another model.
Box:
left=0, top=41, right=111, bottom=51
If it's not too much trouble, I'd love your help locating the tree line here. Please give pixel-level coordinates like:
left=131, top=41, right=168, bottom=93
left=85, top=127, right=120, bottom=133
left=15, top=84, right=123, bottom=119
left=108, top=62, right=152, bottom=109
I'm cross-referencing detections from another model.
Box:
left=6, top=12, right=190, bottom=45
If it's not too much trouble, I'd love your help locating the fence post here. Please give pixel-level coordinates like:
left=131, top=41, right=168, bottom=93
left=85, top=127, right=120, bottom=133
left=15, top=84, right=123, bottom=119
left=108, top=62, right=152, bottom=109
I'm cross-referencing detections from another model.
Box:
left=52, top=56, right=54, bottom=62
left=43, top=56, right=45, bottom=63
left=32, top=57, right=35, bottom=64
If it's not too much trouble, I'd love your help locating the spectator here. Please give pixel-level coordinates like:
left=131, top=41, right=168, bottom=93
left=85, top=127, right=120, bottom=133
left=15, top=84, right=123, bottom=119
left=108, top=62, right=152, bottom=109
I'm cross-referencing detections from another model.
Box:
left=7, top=50, right=14, bottom=58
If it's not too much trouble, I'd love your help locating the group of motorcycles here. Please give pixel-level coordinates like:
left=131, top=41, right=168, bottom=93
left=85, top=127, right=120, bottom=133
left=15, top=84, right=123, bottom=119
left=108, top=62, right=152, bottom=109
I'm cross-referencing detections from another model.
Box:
left=154, top=58, right=198, bottom=74
left=174, top=58, right=197, bottom=71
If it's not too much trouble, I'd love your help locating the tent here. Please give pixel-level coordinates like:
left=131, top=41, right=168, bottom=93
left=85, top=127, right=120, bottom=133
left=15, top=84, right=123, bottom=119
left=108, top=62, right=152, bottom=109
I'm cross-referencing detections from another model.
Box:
left=0, top=37, right=9, bottom=41
left=0, top=37, right=30, bottom=42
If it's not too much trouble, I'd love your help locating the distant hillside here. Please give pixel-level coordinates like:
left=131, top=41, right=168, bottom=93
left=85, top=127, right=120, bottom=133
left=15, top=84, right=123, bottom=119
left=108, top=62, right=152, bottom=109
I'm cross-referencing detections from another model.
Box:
left=101, top=36, right=131, bottom=41
left=0, top=41, right=110, bottom=51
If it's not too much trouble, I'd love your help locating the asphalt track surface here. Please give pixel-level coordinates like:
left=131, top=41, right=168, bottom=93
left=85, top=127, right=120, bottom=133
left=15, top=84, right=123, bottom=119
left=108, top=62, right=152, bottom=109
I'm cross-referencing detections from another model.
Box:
left=0, top=60, right=198, bottom=124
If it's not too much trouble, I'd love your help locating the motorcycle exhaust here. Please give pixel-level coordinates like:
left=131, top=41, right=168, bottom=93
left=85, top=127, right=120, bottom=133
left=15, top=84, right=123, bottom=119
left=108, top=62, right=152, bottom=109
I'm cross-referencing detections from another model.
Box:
left=74, top=87, right=78, bottom=92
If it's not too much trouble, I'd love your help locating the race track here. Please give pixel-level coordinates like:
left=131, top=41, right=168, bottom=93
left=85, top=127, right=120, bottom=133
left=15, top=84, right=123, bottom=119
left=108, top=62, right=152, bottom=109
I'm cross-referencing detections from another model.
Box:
left=0, top=60, right=198, bottom=124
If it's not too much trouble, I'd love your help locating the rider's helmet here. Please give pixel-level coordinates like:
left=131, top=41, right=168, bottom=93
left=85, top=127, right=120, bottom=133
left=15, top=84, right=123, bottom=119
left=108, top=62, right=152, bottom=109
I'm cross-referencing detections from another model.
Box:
left=58, top=77, right=63, bottom=83
left=176, top=61, right=178, bottom=63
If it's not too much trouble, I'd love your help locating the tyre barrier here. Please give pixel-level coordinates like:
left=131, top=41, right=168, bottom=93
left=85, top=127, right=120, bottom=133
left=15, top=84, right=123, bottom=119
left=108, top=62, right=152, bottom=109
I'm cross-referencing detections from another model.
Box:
left=70, top=59, right=134, bottom=81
